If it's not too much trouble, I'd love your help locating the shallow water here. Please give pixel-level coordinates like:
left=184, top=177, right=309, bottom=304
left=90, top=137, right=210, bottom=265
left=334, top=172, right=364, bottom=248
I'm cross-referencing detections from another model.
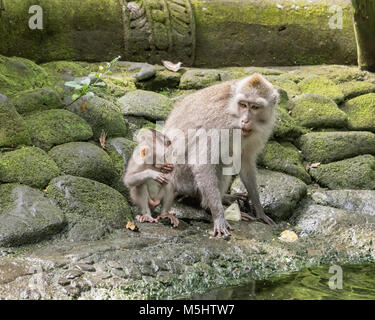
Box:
left=194, top=264, right=375, bottom=300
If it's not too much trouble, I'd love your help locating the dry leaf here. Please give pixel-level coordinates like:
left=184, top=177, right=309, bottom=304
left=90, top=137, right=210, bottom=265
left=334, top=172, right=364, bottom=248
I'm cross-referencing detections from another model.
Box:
left=99, top=130, right=107, bottom=149
left=99, top=66, right=104, bottom=71
left=80, top=101, right=87, bottom=112
left=126, top=221, right=139, bottom=232
left=306, top=162, right=321, bottom=172
left=162, top=60, right=182, bottom=72
left=278, top=230, right=298, bottom=243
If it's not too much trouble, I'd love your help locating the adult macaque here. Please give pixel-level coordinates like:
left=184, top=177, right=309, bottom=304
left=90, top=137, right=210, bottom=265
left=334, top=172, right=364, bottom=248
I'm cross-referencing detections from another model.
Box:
left=163, top=74, right=279, bottom=236
left=124, top=129, right=179, bottom=227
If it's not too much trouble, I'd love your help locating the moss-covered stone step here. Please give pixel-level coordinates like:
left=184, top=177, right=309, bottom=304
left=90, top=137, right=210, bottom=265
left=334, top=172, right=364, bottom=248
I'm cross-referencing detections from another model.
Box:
left=0, top=147, right=60, bottom=188
left=291, top=94, right=348, bottom=129
left=309, top=155, right=375, bottom=190
left=341, top=93, right=375, bottom=132
left=258, top=141, right=311, bottom=184
left=272, top=106, right=306, bottom=140
left=0, top=184, right=66, bottom=247
left=46, top=175, right=132, bottom=242
left=179, top=69, right=224, bottom=90
left=312, top=190, right=375, bottom=216
left=0, top=101, right=31, bottom=148
left=48, top=142, right=118, bottom=186
left=231, top=169, right=307, bottom=220
left=118, top=90, right=173, bottom=121
left=298, top=77, right=344, bottom=103
left=0, top=55, right=50, bottom=96
left=66, top=96, right=127, bottom=140
left=9, top=88, right=62, bottom=114
left=298, top=131, right=375, bottom=164
left=339, top=81, right=375, bottom=100
left=23, top=109, right=93, bottom=150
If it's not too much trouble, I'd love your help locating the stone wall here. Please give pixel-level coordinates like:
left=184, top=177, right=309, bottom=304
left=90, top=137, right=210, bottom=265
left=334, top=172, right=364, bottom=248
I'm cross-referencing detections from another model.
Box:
left=0, top=0, right=357, bottom=67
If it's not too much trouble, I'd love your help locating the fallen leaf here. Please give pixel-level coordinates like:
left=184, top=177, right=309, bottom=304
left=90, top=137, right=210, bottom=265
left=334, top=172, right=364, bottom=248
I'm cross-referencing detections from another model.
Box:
left=99, top=130, right=107, bottom=149
left=126, top=221, right=139, bottom=232
left=162, top=60, right=182, bottom=72
left=306, top=162, right=321, bottom=172
left=80, top=101, right=87, bottom=112
left=278, top=230, right=298, bottom=243
left=224, top=202, right=241, bottom=222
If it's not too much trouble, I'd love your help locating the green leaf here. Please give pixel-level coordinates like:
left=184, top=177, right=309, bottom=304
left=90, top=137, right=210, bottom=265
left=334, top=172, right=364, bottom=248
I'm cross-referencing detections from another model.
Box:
left=81, top=78, right=91, bottom=86
left=84, top=92, right=95, bottom=99
left=94, top=82, right=106, bottom=87
left=65, top=81, right=83, bottom=89
left=72, top=93, right=81, bottom=101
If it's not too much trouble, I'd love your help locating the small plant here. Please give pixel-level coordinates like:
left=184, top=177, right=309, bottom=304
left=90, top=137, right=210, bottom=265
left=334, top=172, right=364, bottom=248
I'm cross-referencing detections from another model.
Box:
left=64, top=55, right=121, bottom=104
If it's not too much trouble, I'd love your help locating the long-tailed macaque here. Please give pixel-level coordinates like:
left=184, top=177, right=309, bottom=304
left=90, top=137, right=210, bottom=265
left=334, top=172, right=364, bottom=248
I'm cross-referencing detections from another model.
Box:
left=124, top=129, right=179, bottom=227
left=163, top=74, right=279, bottom=236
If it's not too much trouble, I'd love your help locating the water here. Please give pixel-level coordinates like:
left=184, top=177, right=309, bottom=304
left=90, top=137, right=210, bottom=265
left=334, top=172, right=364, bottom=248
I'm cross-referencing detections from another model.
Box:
left=194, top=264, right=375, bottom=300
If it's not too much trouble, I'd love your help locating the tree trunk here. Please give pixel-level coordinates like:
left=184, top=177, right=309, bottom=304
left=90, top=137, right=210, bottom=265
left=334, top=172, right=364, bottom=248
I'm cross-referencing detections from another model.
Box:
left=352, top=0, right=375, bottom=71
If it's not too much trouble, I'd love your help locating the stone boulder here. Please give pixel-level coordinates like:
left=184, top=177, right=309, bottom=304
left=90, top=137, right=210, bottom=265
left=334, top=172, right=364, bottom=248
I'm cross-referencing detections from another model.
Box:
left=309, top=155, right=375, bottom=190
left=272, top=106, right=306, bottom=140
left=179, top=69, right=223, bottom=90
left=298, top=77, right=344, bottom=103
left=339, top=81, right=375, bottom=100
left=291, top=94, right=347, bottom=129
left=298, top=131, right=375, bottom=164
left=341, top=93, right=375, bottom=132
left=0, top=147, right=60, bottom=188
left=48, top=142, right=118, bottom=185
left=23, top=109, right=93, bottom=150
left=46, top=175, right=132, bottom=241
left=0, top=184, right=65, bottom=247
left=66, top=96, right=127, bottom=140
left=231, top=169, right=307, bottom=220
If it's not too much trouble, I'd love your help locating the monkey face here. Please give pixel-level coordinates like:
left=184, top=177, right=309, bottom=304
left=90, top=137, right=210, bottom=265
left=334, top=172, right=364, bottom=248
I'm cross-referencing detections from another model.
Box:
left=236, top=98, right=267, bottom=136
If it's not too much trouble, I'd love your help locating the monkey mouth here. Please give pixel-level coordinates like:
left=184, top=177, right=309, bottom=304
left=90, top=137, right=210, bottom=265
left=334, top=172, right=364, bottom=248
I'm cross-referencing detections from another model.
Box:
left=241, top=128, right=253, bottom=136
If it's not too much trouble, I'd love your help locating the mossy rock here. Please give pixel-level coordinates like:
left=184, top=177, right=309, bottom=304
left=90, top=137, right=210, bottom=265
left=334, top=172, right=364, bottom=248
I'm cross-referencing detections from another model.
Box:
left=341, top=93, right=375, bottom=132
left=272, top=106, right=306, bottom=140
left=0, top=102, right=31, bottom=148
left=179, top=69, right=223, bottom=90
left=66, top=96, right=127, bottom=140
left=0, top=94, right=8, bottom=103
left=9, top=88, right=62, bottom=114
left=41, top=61, right=100, bottom=77
left=118, top=90, right=173, bottom=121
left=230, top=169, right=307, bottom=221
left=138, top=69, right=181, bottom=91
left=48, top=142, right=118, bottom=185
left=258, top=141, right=311, bottom=184
left=298, top=131, right=375, bottom=164
left=0, top=147, right=60, bottom=188
left=0, top=55, right=50, bottom=96
left=269, top=78, right=302, bottom=99
left=291, top=94, right=347, bottom=129
left=23, top=109, right=93, bottom=150
left=339, top=81, right=375, bottom=100
left=0, top=184, right=65, bottom=247
left=310, top=155, right=375, bottom=190
left=298, top=77, right=344, bottom=103
left=46, top=175, right=132, bottom=241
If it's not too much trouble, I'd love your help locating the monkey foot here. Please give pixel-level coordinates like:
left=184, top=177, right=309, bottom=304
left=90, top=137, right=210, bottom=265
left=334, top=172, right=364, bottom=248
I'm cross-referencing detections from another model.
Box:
left=257, top=213, right=276, bottom=226
left=148, top=198, right=161, bottom=210
left=157, top=213, right=179, bottom=228
left=241, top=211, right=256, bottom=222
left=136, top=214, right=158, bottom=224
left=210, top=218, right=233, bottom=238
left=222, top=193, right=248, bottom=205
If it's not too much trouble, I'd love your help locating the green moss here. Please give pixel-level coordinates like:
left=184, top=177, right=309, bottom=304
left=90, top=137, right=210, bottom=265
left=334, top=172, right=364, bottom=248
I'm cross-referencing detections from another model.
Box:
left=291, top=94, right=348, bottom=129
left=0, top=146, right=60, bottom=188
left=341, top=93, right=375, bottom=132
left=23, top=109, right=93, bottom=151
left=339, top=81, right=375, bottom=100
left=298, top=131, right=375, bottom=164
left=0, top=55, right=51, bottom=96
left=0, top=102, right=31, bottom=148
left=272, top=106, right=307, bottom=140
left=269, top=78, right=302, bottom=99
left=48, top=142, right=118, bottom=186
left=9, top=88, right=62, bottom=114
left=66, top=96, right=128, bottom=140
left=41, top=61, right=101, bottom=77
left=310, top=155, right=375, bottom=190
left=179, top=69, right=222, bottom=90
left=258, top=141, right=311, bottom=183
left=298, top=77, right=344, bottom=103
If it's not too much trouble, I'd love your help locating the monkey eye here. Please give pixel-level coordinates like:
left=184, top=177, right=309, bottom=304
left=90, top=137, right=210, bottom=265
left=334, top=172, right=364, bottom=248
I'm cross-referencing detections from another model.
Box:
left=250, top=104, right=261, bottom=110
left=239, top=101, right=248, bottom=108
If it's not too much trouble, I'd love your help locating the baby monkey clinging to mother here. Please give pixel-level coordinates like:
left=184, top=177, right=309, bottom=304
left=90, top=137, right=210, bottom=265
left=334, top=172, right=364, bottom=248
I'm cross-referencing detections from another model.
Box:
left=124, top=129, right=179, bottom=228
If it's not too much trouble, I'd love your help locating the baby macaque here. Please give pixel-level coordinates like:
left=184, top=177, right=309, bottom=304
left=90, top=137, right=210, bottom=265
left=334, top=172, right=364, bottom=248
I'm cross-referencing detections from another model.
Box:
left=124, top=129, right=178, bottom=227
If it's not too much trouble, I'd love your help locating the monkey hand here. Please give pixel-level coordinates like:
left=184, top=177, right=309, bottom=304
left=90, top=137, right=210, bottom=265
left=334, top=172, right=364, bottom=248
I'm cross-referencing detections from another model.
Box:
left=160, top=163, right=174, bottom=173
left=210, top=217, right=233, bottom=238
left=136, top=214, right=158, bottom=224
left=152, top=171, right=169, bottom=184
left=157, top=212, right=179, bottom=228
